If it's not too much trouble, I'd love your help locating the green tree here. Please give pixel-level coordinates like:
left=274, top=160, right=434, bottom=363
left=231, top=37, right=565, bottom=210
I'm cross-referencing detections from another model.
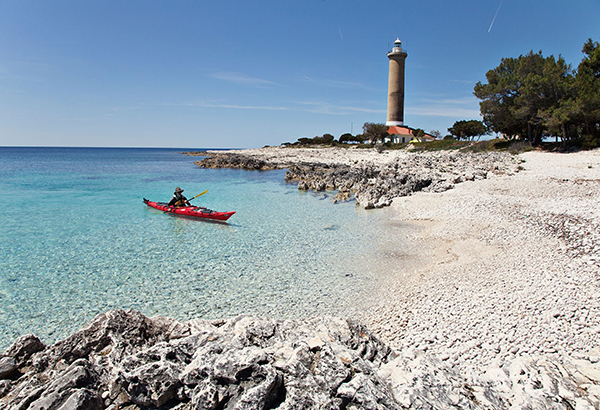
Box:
left=474, top=51, right=575, bottom=144
left=527, top=54, right=577, bottom=144
left=353, top=134, right=366, bottom=144
left=575, top=38, right=600, bottom=145
left=429, top=130, right=442, bottom=139
left=474, top=56, right=524, bottom=139
left=339, top=133, right=353, bottom=143
left=362, top=122, right=388, bottom=144
left=540, top=98, right=581, bottom=145
left=297, top=137, right=313, bottom=145
left=323, top=133, right=335, bottom=142
left=448, top=120, right=488, bottom=141
left=412, top=128, right=425, bottom=139
left=312, top=133, right=335, bottom=144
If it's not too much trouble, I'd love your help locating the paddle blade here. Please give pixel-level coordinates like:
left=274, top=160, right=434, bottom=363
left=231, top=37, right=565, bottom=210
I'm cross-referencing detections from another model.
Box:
left=190, top=189, right=209, bottom=200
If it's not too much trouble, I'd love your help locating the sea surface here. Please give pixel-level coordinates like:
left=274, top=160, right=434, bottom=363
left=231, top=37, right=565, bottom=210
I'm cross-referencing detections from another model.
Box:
left=0, top=147, right=387, bottom=349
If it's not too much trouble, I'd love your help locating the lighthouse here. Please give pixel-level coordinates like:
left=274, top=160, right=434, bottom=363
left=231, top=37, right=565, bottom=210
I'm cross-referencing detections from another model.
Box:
left=386, top=38, right=408, bottom=126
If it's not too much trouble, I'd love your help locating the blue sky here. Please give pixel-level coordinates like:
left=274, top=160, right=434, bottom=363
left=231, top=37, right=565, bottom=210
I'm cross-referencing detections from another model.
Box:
left=1, top=0, right=598, bottom=148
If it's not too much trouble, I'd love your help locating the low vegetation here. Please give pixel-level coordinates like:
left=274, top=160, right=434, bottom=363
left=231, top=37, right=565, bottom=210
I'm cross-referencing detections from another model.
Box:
left=281, top=132, right=539, bottom=154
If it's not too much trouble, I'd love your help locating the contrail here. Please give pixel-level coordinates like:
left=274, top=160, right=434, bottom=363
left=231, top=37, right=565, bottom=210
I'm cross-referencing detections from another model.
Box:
left=488, top=0, right=503, bottom=33
left=338, top=23, right=344, bottom=40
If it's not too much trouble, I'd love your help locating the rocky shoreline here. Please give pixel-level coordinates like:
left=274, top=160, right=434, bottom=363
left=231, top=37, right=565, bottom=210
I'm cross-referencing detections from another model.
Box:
left=1, top=310, right=599, bottom=409
left=187, top=147, right=522, bottom=208
left=2, top=146, right=599, bottom=409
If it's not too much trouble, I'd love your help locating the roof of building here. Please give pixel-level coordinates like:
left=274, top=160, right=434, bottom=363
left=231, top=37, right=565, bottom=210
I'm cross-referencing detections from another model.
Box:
left=387, top=125, right=413, bottom=135
left=387, top=125, right=437, bottom=140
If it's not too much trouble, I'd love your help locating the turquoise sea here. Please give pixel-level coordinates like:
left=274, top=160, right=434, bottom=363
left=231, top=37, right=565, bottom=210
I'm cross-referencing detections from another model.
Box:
left=0, top=147, right=386, bottom=349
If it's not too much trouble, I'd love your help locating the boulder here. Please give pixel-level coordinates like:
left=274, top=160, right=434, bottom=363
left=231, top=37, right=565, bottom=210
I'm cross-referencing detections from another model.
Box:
left=3, top=334, right=45, bottom=368
left=0, top=357, right=16, bottom=379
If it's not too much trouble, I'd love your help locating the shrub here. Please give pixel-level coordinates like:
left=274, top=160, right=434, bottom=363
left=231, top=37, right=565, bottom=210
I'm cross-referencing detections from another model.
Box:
left=578, top=135, right=600, bottom=150
left=507, top=141, right=534, bottom=154
left=408, top=139, right=470, bottom=151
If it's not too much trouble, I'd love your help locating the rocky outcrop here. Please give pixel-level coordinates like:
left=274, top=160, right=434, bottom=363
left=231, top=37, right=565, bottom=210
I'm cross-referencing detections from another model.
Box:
left=192, top=152, right=282, bottom=171
left=0, top=310, right=396, bottom=410
left=191, top=149, right=521, bottom=209
left=288, top=152, right=520, bottom=209
left=1, top=310, right=598, bottom=409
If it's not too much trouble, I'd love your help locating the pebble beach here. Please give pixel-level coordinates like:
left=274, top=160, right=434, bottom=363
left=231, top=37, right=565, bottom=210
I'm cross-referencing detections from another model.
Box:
left=365, top=149, right=600, bottom=374
left=196, top=145, right=600, bottom=373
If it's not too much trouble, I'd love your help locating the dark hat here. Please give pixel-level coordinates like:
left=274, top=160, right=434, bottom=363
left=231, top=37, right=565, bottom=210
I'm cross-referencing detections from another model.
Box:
left=175, top=187, right=184, bottom=193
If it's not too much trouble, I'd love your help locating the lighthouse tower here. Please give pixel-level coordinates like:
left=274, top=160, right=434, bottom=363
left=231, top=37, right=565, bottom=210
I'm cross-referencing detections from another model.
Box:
left=386, top=38, right=408, bottom=126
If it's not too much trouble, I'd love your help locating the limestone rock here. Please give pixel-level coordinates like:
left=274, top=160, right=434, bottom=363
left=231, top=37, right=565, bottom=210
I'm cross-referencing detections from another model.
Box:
left=11, top=359, right=101, bottom=410
left=3, top=334, right=45, bottom=368
left=0, top=357, right=16, bottom=380
left=0, top=311, right=397, bottom=409
left=192, top=148, right=520, bottom=208
left=2, top=310, right=597, bottom=409
left=193, top=153, right=280, bottom=171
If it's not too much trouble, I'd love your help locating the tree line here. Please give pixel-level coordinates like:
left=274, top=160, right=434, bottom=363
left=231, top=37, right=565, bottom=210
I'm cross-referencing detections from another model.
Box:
left=284, top=123, right=432, bottom=147
left=473, top=37, right=600, bottom=148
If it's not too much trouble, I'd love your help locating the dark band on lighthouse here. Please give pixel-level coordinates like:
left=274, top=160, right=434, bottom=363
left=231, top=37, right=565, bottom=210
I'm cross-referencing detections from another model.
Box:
left=386, top=38, right=408, bottom=126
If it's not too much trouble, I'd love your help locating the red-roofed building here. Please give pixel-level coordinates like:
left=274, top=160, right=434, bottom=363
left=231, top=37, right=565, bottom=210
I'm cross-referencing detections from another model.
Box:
left=387, top=125, right=436, bottom=144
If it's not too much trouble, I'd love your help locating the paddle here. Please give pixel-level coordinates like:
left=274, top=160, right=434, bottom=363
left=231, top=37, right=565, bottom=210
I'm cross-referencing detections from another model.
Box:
left=189, top=189, right=209, bottom=201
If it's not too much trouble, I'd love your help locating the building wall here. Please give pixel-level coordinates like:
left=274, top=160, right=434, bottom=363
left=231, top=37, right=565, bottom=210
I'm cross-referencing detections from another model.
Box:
left=386, top=52, right=407, bottom=126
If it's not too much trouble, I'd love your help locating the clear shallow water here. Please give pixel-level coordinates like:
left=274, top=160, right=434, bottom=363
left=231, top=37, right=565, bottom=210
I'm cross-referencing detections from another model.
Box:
left=0, top=147, right=385, bottom=349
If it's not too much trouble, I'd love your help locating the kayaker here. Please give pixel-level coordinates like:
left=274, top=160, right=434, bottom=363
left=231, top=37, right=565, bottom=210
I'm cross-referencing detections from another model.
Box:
left=168, top=187, right=191, bottom=208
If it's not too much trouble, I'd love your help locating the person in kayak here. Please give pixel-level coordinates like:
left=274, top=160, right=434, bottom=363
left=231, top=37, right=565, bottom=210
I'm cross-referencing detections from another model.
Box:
left=168, top=187, right=191, bottom=208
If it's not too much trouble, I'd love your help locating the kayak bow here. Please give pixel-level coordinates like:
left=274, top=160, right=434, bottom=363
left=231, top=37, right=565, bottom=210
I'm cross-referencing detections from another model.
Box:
left=143, top=198, right=235, bottom=222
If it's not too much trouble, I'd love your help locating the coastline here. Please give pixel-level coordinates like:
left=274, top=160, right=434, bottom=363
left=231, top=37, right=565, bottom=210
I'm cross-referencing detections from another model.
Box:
left=189, top=146, right=523, bottom=209
left=190, top=145, right=600, bottom=372
left=2, top=146, right=600, bottom=408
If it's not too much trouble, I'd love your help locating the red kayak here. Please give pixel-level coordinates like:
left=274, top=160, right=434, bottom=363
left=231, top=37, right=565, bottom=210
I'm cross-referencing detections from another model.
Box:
left=143, top=199, right=235, bottom=222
